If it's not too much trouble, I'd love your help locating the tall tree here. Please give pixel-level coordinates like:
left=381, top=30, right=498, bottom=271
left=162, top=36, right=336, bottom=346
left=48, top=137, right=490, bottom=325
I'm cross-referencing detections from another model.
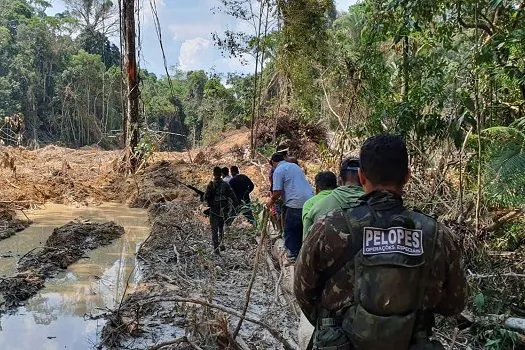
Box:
left=63, top=0, right=118, bottom=35
left=122, top=0, right=139, bottom=170
left=76, top=27, right=120, bottom=67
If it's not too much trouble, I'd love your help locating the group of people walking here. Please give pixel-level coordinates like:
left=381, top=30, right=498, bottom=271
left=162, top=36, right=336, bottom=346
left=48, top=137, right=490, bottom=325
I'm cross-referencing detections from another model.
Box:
left=202, top=134, right=467, bottom=349
left=292, top=135, right=466, bottom=350
left=266, top=146, right=365, bottom=264
left=203, top=166, right=255, bottom=254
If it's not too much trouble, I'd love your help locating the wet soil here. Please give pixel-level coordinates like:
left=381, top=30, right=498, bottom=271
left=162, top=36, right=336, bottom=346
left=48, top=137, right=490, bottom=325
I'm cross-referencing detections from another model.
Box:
left=0, top=131, right=295, bottom=349
left=0, top=207, right=31, bottom=240
left=101, top=201, right=298, bottom=349
left=121, top=161, right=200, bottom=208
left=0, top=219, right=124, bottom=308
left=0, top=203, right=150, bottom=350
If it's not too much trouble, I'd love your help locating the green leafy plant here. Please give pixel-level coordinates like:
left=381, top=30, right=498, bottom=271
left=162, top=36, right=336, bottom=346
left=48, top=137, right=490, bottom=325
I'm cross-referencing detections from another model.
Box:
left=479, top=122, right=525, bottom=207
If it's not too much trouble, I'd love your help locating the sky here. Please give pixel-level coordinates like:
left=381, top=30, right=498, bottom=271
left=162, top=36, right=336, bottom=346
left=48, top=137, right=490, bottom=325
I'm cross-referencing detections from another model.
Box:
left=46, top=0, right=358, bottom=77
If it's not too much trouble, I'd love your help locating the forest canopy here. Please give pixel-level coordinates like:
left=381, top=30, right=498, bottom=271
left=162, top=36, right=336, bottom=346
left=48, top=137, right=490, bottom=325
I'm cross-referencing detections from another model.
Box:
left=0, top=0, right=253, bottom=150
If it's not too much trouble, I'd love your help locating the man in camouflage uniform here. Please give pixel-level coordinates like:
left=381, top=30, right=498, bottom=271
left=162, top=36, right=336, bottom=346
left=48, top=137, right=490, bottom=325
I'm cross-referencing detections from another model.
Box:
left=294, top=134, right=467, bottom=350
left=204, top=166, right=238, bottom=255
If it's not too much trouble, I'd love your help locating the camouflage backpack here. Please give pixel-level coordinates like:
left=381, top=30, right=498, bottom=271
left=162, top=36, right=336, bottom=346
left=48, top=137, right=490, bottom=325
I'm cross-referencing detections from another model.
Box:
left=313, top=202, right=440, bottom=350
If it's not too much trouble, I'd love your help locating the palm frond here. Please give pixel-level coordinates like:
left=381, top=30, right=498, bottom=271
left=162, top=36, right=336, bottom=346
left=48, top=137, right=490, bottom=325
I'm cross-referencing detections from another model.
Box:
left=480, top=125, right=525, bottom=207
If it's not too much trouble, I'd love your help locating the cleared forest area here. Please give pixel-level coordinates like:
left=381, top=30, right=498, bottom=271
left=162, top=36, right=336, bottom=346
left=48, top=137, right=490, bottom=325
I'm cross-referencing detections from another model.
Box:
left=0, top=0, right=525, bottom=348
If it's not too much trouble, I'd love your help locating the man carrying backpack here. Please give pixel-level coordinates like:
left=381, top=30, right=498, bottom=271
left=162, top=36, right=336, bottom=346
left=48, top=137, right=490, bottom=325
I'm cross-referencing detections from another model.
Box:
left=294, top=134, right=467, bottom=350
left=204, top=166, right=238, bottom=255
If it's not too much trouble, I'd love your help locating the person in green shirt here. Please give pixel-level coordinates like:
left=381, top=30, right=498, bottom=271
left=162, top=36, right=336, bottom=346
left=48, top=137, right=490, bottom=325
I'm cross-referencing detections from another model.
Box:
left=302, top=158, right=365, bottom=238
left=302, top=171, right=337, bottom=233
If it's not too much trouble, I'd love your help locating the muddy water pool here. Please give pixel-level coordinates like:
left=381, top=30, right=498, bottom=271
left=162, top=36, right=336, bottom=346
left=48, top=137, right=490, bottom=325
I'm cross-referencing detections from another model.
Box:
left=0, top=203, right=150, bottom=349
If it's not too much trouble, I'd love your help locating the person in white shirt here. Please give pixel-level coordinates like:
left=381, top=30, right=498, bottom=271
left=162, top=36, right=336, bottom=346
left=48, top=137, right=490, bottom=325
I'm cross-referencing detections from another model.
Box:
left=221, top=167, right=233, bottom=183
left=267, top=153, right=314, bottom=261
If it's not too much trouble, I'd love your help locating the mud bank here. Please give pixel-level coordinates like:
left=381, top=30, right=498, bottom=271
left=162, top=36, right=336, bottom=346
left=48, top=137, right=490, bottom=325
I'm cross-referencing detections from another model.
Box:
left=0, top=207, right=31, bottom=240
left=0, top=219, right=124, bottom=308
left=101, top=201, right=298, bottom=349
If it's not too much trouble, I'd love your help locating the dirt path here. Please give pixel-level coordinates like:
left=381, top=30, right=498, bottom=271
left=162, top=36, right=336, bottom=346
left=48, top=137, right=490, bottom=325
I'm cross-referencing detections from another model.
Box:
left=101, top=201, right=299, bottom=349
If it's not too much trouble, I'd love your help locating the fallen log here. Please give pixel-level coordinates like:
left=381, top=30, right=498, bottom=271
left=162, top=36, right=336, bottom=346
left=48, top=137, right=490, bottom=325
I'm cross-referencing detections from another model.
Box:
left=505, top=318, right=525, bottom=335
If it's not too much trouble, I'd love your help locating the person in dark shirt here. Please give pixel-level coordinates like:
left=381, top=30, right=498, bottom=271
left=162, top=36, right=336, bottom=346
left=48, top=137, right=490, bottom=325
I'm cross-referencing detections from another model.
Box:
left=229, top=166, right=256, bottom=226
left=204, top=166, right=238, bottom=254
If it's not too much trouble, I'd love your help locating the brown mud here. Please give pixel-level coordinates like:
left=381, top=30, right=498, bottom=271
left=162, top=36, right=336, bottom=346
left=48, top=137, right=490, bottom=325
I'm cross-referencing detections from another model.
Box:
left=0, top=130, right=269, bottom=207
left=109, top=160, right=202, bottom=208
left=0, top=219, right=124, bottom=308
left=101, top=201, right=298, bottom=349
left=0, top=207, right=31, bottom=240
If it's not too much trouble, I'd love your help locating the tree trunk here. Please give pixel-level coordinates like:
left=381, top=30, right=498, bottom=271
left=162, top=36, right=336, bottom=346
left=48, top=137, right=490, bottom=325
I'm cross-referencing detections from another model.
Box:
left=122, top=0, right=140, bottom=171
left=249, top=50, right=260, bottom=159
left=402, top=35, right=409, bottom=100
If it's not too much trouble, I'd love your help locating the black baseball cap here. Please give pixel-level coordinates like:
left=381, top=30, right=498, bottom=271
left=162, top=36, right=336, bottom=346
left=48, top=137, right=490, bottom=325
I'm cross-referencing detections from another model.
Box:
left=340, top=158, right=360, bottom=172
left=270, top=152, right=285, bottom=163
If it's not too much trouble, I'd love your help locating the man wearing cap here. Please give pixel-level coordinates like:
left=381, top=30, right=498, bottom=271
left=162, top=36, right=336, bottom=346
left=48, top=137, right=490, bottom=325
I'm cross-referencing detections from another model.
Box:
left=268, top=152, right=313, bottom=262
left=302, top=158, right=365, bottom=238
left=297, top=158, right=365, bottom=348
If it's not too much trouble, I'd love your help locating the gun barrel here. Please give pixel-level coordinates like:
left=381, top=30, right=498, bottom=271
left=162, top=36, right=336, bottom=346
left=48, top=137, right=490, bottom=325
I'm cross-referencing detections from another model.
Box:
left=175, top=180, right=205, bottom=200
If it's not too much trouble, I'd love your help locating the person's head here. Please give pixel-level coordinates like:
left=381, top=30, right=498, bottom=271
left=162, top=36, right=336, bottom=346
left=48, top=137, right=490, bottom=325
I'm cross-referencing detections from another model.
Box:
left=358, top=134, right=410, bottom=195
left=221, top=167, right=230, bottom=178
left=230, top=166, right=239, bottom=176
left=314, top=171, right=337, bottom=194
left=269, top=152, right=285, bottom=168
left=340, top=158, right=361, bottom=187
left=213, top=166, right=222, bottom=179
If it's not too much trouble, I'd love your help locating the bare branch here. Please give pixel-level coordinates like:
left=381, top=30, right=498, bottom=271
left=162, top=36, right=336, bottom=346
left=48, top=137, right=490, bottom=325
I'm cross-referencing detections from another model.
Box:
left=457, top=3, right=493, bottom=35
left=320, top=71, right=346, bottom=130
left=148, top=336, right=188, bottom=350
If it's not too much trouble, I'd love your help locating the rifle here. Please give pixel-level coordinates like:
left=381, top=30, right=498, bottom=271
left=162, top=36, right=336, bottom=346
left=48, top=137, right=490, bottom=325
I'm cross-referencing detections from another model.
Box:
left=175, top=180, right=205, bottom=202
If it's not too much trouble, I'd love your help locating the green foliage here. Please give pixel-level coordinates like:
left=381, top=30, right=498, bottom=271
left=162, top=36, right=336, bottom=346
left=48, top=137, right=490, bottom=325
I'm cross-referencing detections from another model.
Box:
left=482, top=328, right=519, bottom=350
left=76, top=27, right=120, bottom=67
left=492, top=219, right=525, bottom=251
left=277, top=0, right=335, bottom=119
left=0, top=0, right=253, bottom=149
left=469, top=124, right=525, bottom=207
left=135, top=130, right=156, bottom=163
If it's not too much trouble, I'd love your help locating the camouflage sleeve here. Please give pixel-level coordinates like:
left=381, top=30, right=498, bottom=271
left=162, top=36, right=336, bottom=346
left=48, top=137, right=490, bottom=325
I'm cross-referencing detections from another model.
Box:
left=294, top=219, right=325, bottom=323
left=294, top=210, right=351, bottom=324
left=434, top=224, right=468, bottom=316
left=203, top=181, right=213, bottom=202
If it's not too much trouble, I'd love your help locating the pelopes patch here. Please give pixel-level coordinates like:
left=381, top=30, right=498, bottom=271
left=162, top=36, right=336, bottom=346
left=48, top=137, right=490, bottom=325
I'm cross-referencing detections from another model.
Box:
left=363, top=227, right=423, bottom=256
